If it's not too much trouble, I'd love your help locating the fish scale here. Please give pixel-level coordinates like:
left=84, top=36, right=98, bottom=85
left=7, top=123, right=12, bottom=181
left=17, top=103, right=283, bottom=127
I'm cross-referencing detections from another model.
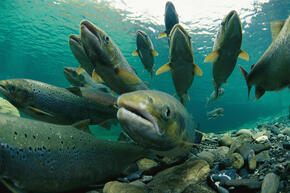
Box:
left=0, top=115, right=147, bottom=193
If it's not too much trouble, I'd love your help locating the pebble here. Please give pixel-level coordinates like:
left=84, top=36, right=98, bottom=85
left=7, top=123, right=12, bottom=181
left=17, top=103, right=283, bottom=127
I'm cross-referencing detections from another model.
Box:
left=137, top=158, right=159, bottom=172
left=182, top=184, right=216, bottom=193
left=197, top=151, right=215, bottom=166
left=231, top=153, right=244, bottom=169
left=220, top=135, right=234, bottom=147
left=282, top=127, right=290, bottom=136
left=248, top=149, right=256, bottom=170
left=256, top=150, right=270, bottom=162
left=224, top=178, right=262, bottom=189
left=103, top=181, right=148, bottom=193
left=255, top=135, right=269, bottom=143
left=236, top=129, right=253, bottom=137
left=261, top=173, right=280, bottom=193
left=229, top=134, right=253, bottom=154
left=147, top=159, right=210, bottom=193
left=211, top=146, right=229, bottom=161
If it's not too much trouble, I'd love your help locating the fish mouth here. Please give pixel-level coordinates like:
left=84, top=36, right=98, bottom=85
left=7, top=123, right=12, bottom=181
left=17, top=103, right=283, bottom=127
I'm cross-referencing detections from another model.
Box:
left=117, top=98, right=163, bottom=136
left=224, top=10, right=238, bottom=28
left=165, top=1, right=176, bottom=12
left=80, top=20, right=102, bottom=46
left=169, top=24, right=191, bottom=51
left=69, top=34, right=82, bottom=45
left=136, top=30, right=147, bottom=38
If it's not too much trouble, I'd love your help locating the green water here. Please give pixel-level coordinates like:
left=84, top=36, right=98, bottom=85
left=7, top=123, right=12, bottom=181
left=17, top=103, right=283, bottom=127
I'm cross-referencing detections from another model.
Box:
left=0, top=0, right=289, bottom=137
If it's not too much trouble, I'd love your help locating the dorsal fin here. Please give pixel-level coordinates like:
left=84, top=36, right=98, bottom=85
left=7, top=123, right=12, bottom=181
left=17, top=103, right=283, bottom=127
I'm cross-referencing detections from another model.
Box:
left=270, top=20, right=285, bottom=41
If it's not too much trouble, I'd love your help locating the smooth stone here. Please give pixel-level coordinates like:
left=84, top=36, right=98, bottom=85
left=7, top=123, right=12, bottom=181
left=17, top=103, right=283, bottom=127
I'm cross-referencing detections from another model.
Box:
left=103, top=181, right=148, bottom=193
left=248, top=149, right=256, bottom=170
left=236, top=129, right=253, bottom=137
left=238, top=143, right=253, bottom=159
left=231, top=153, right=244, bottom=169
left=282, top=142, right=290, bottom=150
left=140, top=175, right=153, bottom=183
left=197, top=151, right=215, bottom=166
left=282, top=127, right=290, bottom=136
left=277, top=134, right=284, bottom=138
left=220, top=135, right=234, bottom=147
left=229, top=134, right=253, bottom=154
left=147, top=159, right=210, bottom=193
left=251, top=143, right=271, bottom=153
left=255, top=135, right=269, bottom=143
left=261, top=173, right=280, bottom=193
left=253, top=131, right=271, bottom=139
left=212, top=146, right=229, bottom=161
left=137, top=158, right=159, bottom=172
left=256, top=151, right=270, bottom=162
left=182, top=184, right=216, bottom=193
left=129, top=180, right=146, bottom=186
left=268, top=125, right=281, bottom=135
left=225, top=178, right=262, bottom=189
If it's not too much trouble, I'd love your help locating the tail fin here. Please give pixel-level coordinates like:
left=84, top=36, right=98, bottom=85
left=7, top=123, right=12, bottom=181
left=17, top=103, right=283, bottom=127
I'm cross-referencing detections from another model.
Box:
left=238, top=65, right=251, bottom=100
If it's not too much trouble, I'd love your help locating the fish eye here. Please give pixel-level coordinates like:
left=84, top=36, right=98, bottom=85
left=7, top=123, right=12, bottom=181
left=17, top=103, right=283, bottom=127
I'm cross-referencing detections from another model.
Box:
left=162, top=106, right=171, bottom=120
left=104, top=36, right=110, bottom=44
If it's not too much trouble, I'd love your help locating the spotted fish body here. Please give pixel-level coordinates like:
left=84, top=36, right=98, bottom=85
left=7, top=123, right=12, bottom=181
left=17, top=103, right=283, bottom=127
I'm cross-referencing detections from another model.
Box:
left=0, top=79, right=116, bottom=125
left=0, top=115, right=147, bottom=193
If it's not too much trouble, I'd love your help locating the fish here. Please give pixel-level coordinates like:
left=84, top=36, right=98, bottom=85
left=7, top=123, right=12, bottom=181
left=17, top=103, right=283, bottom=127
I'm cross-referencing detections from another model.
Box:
left=156, top=24, right=203, bottom=105
left=205, top=88, right=225, bottom=106
left=0, top=115, right=148, bottom=193
left=63, top=66, right=109, bottom=92
left=116, top=90, right=197, bottom=156
left=239, top=16, right=290, bottom=100
left=207, top=108, right=224, bottom=120
left=80, top=20, right=148, bottom=95
left=158, top=1, right=179, bottom=39
left=0, top=79, right=117, bottom=127
left=0, top=97, right=20, bottom=117
left=204, top=10, right=249, bottom=99
left=69, top=34, right=95, bottom=75
left=132, top=30, right=158, bottom=80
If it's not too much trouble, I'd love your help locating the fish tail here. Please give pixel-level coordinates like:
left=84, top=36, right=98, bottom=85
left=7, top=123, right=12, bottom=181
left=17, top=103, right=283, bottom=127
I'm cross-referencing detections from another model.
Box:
left=238, top=65, right=251, bottom=100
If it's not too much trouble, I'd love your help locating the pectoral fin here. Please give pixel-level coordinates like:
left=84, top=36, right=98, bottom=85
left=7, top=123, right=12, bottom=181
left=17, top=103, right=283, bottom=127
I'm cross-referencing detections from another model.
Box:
left=156, top=62, right=171, bottom=75
left=72, top=119, right=91, bottom=133
left=255, top=86, right=265, bottom=100
left=92, top=69, right=105, bottom=84
left=66, top=87, right=82, bottom=97
left=193, top=63, right=203, bottom=76
left=158, top=31, right=167, bottom=39
left=28, top=106, right=54, bottom=117
left=132, top=50, right=139, bottom=56
left=77, top=66, right=86, bottom=75
left=238, top=50, right=249, bottom=61
left=114, top=67, right=142, bottom=84
left=270, top=20, right=285, bottom=41
left=152, top=49, right=159, bottom=56
left=204, top=50, right=219, bottom=63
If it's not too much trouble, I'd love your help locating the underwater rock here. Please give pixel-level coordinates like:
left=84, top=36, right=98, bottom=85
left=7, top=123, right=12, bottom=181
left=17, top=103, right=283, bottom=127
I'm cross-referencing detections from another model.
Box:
left=182, top=184, right=216, bottom=193
left=254, top=131, right=271, bottom=139
left=255, top=135, right=269, bottom=143
left=282, top=127, right=290, bottom=136
left=103, top=181, right=148, bottom=193
left=282, top=142, right=290, bottom=150
left=247, top=149, right=257, bottom=170
left=230, top=153, right=244, bottom=169
left=137, top=158, right=159, bottom=172
left=256, top=150, right=270, bottom=162
left=261, top=173, right=280, bottom=193
left=208, top=169, right=236, bottom=192
left=219, top=135, right=234, bottom=147
left=147, top=158, right=210, bottom=193
left=251, top=143, right=271, bottom=153
left=236, top=129, right=253, bottom=137
left=197, top=151, right=215, bottom=166
left=224, top=178, right=262, bottom=190
left=229, top=134, right=253, bottom=154
left=212, top=146, right=229, bottom=161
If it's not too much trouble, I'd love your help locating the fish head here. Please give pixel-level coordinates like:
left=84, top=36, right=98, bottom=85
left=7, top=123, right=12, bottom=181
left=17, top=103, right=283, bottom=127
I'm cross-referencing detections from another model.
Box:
left=80, top=20, right=115, bottom=66
left=169, top=24, right=192, bottom=55
left=220, top=10, right=242, bottom=42
left=69, top=34, right=84, bottom=55
left=63, top=67, right=84, bottom=85
left=136, top=30, right=151, bottom=47
left=0, top=79, right=32, bottom=108
left=117, top=90, right=190, bottom=151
